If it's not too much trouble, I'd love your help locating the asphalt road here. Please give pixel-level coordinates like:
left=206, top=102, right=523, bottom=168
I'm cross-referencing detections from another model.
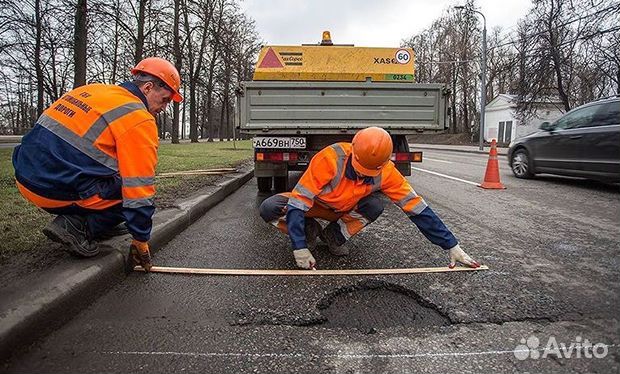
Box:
left=5, top=150, right=620, bottom=373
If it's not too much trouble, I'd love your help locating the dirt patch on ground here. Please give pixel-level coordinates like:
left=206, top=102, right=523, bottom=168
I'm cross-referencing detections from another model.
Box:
left=155, top=160, right=252, bottom=209
left=408, top=132, right=475, bottom=145
left=155, top=174, right=225, bottom=209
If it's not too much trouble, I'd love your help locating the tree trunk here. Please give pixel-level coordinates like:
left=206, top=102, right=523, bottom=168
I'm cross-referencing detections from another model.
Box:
left=171, top=0, right=181, bottom=144
left=73, top=0, right=87, bottom=88
left=450, top=62, right=458, bottom=134
left=134, top=0, right=147, bottom=64
left=189, top=83, right=198, bottom=142
left=546, top=5, right=571, bottom=113
left=201, top=93, right=207, bottom=139
left=462, top=86, right=469, bottom=135
left=34, top=0, right=44, bottom=118
left=182, top=99, right=187, bottom=139
left=111, top=0, right=121, bottom=83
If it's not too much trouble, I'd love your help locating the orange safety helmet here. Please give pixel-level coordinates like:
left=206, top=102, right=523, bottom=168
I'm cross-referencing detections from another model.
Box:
left=351, top=127, right=393, bottom=177
left=131, top=57, right=183, bottom=103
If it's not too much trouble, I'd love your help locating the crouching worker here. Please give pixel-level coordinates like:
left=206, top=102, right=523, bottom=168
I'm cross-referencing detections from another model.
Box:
left=12, top=57, right=183, bottom=271
left=259, top=126, right=480, bottom=270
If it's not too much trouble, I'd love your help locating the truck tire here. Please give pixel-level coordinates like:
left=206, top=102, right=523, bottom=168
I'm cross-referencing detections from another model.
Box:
left=273, top=176, right=288, bottom=193
left=257, top=177, right=272, bottom=192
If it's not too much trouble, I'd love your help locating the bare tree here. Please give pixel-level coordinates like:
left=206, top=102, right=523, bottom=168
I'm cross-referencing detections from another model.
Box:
left=515, top=0, right=619, bottom=120
left=205, top=0, right=225, bottom=141
left=0, top=0, right=260, bottom=137
left=183, top=0, right=216, bottom=142
left=402, top=1, right=481, bottom=137
left=172, top=0, right=182, bottom=143
left=73, top=0, right=87, bottom=87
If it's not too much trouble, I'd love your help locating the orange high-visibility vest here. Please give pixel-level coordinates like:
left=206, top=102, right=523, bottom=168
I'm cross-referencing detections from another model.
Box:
left=288, top=143, right=428, bottom=216
left=34, top=83, right=158, bottom=210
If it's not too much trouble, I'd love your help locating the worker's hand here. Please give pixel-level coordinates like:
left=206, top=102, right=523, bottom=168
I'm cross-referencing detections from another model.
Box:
left=293, top=248, right=316, bottom=270
left=448, top=244, right=480, bottom=269
left=130, top=239, right=153, bottom=272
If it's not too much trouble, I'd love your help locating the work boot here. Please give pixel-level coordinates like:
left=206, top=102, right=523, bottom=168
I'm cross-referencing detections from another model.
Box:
left=304, top=218, right=322, bottom=248
left=319, top=226, right=349, bottom=256
left=96, top=223, right=130, bottom=240
left=42, top=215, right=99, bottom=258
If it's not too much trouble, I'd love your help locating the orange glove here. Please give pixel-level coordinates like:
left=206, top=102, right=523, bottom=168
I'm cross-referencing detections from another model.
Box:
left=130, top=239, right=153, bottom=272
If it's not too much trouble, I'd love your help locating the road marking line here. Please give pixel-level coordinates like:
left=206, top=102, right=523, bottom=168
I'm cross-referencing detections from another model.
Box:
left=134, top=265, right=489, bottom=276
left=103, top=344, right=617, bottom=360
left=411, top=167, right=480, bottom=186
left=423, top=157, right=453, bottom=164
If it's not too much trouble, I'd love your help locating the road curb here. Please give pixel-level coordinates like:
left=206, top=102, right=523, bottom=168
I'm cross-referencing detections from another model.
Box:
left=0, top=168, right=254, bottom=363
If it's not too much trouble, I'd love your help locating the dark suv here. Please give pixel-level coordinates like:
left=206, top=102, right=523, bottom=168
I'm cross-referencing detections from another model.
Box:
left=508, top=96, right=620, bottom=182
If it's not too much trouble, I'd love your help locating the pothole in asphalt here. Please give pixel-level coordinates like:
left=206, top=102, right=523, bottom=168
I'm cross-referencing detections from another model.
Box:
left=318, top=280, right=451, bottom=330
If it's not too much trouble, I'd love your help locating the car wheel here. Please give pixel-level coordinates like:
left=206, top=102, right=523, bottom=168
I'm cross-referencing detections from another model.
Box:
left=511, top=148, right=534, bottom=179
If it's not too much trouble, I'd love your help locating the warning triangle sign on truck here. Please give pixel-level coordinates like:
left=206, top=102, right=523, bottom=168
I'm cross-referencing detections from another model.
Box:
left=258, top=48, right=284, bottom=68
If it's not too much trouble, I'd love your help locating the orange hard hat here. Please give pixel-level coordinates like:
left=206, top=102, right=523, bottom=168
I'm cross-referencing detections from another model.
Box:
left=351, top=127, right=393, bottom=177
left=131, top=57, right=183, bottom=103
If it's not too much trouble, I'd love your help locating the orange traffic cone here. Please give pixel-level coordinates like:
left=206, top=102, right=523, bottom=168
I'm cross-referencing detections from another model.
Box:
left=479, top=139, right=506, bottom=189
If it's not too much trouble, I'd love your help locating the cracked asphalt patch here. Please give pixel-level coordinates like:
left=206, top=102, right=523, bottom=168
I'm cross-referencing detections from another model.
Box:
left=232, top=280, right=452, bottom=330
left=318, top=280, right=451, bottom=330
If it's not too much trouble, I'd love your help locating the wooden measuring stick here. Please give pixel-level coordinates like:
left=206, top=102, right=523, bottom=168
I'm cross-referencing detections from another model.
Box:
left=134, top=265, right=489, bottom=276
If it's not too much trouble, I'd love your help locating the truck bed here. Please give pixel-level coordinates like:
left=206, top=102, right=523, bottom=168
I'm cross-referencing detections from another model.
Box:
left=238, top=81, right=448, bottom=135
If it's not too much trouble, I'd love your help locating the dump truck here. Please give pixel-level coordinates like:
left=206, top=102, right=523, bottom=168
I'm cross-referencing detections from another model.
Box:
left=236, top=31, right=450, bottom=192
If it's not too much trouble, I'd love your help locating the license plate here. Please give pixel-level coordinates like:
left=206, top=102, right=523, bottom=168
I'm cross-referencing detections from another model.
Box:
left=252, top=137, right=306, bottom=149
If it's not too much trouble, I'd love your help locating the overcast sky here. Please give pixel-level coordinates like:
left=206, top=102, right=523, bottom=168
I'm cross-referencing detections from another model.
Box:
left=240, top=0, right=533, bottom=47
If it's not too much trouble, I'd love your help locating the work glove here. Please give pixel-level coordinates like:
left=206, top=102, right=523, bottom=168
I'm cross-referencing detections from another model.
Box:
left=130, top=239, right=153, bottom=272
left=293, top=248, right=316, bottom=270
left=448, top=244, right=480, bottom=269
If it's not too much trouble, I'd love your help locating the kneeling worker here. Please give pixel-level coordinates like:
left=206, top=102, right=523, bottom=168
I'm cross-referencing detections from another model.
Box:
left=259, top=126, right=480, bottom=270
left=12, top=57, right=183, bottom=271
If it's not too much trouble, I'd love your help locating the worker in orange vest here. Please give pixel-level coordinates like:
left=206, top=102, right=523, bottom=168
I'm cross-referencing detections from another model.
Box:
left=12, top=57, right=183, bottom=271
left=259, top=126, right=480, bottom=270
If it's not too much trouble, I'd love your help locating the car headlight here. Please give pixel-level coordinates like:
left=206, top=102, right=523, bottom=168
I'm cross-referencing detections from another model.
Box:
left=508, top=140, right=515, bottom=148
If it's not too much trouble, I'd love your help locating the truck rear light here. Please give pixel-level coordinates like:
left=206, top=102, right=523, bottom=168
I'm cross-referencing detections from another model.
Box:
left=391, top=152, right=423, bottom=162
left=255, top=152, right=299, bottom=162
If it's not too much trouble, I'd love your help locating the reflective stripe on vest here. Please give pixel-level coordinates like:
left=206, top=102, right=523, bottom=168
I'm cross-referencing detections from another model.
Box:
left=320, top=144, right=347, bottom=195
left=37, top=102, right=146, bottom=171
left=83, top=102, right=146, bottom=143
left=397, top=190, right=428, bottom=216
left=122, top=176, right=155, bottom=187
left=123, top=197, right=155, bottom=209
